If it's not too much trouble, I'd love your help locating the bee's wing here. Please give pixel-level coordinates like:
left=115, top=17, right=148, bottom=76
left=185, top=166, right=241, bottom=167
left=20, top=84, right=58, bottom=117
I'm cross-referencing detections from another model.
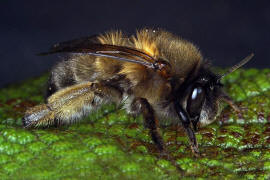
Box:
left=39, top=36, right=156, bottom=69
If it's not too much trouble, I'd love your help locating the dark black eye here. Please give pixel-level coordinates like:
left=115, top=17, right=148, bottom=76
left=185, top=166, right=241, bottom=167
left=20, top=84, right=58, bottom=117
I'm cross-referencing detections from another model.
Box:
left=187, top=86, right=205, bottom=118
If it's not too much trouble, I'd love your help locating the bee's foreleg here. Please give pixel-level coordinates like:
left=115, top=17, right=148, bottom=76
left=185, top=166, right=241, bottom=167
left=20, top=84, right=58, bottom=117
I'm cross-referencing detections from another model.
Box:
left=184, top=127, right=200, bottom=156
left=175, top=104, right=200, bottom=157
left=23, top=82, right=122, bottom=128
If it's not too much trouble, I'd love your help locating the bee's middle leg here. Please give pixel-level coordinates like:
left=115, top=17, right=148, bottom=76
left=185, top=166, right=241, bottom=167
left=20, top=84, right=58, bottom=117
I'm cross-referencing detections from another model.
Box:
left=131, top=98, right=165, bottom=152
left=131, top=97, right=184, bottom=172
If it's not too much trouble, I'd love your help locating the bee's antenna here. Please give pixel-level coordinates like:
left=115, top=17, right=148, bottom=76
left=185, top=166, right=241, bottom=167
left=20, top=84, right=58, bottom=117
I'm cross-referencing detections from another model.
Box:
left=218, top=53, right=254, bottom=81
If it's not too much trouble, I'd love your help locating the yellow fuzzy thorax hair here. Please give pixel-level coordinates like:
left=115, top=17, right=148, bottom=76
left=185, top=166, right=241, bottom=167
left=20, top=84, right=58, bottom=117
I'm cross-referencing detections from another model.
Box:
left=97, top=29, right=160, bottom=58
left=131, top=30, right=159, bottom=58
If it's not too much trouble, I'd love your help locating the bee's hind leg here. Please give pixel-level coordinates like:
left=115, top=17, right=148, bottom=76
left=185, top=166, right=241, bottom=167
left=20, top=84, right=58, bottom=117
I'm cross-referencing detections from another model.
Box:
left=23, top=82, right=122, bottom=128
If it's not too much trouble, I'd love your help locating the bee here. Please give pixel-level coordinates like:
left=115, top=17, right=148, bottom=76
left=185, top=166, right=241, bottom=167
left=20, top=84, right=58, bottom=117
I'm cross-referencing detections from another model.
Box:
left=22, top=28, right=253, bottom=156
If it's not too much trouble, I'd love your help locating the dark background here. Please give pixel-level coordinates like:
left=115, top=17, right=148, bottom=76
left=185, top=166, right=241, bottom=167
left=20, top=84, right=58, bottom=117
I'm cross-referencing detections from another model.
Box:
left=1, top=0, right=269, bottom=88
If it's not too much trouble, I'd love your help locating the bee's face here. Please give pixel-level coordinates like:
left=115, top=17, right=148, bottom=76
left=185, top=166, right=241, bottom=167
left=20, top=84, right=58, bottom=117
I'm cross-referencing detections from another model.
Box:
left=174, top=69, right=223, bottom=130
left=195, top=80, right=223, bottom=128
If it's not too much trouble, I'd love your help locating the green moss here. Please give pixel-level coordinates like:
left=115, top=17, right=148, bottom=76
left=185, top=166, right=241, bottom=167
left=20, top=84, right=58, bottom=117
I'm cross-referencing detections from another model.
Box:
left=2, top=128, right=36, bottom=144
left=0, top=154, right=11, bottom=165
left=0, top=142, right=23, bottom=155
left=94, top=145, right=120, bottom=157
left=27, top=141, right=47, bottom=153
left=39, top=133, right=60, bottom=145
left=15, top=152, right=34, bottom=163
left=120, top=162, right=141, bottom=173
left=136, top=145, right=148, bottom=153
left=83, top=137, right=103, bottom=149
left=264, top=161, right=270, bottom=170
left=2, top=162, right=21, bottom=174
left=0, top=69, right=270, bottom=179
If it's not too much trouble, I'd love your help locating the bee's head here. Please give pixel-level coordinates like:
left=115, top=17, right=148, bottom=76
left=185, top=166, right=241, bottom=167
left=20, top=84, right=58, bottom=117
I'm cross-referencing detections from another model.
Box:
left=174, top=53, right=254, bottom=131
left=174, top=66, right=223, bottom=131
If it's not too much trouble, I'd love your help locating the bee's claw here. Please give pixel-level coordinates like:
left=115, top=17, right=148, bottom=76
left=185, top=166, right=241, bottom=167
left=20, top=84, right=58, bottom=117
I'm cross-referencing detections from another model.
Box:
left=190, top=144, right=201, bottom=157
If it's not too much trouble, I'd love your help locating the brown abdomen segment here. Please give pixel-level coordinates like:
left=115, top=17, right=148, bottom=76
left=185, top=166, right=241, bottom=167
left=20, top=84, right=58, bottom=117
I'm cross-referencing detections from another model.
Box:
left=46, top=60, right=76, bottom=98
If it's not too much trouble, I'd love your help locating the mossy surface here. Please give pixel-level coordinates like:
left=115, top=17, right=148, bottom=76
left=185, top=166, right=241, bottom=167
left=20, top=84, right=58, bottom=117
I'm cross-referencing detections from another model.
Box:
left=0, top=69, right=270, bottom=179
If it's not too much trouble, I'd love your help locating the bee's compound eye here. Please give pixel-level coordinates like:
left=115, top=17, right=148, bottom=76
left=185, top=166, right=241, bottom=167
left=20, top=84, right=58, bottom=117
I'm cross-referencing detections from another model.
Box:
left=187, top=86, right=205, bottom=118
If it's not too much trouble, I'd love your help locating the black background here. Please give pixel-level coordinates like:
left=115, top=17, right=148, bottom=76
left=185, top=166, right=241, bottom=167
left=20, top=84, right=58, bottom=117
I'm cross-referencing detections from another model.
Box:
left=1, top=0, right=269, bottom=88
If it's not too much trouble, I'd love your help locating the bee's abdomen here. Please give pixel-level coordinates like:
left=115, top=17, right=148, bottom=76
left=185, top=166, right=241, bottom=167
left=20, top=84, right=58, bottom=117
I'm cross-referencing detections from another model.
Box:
left=46, top=60, right=76, bottom=98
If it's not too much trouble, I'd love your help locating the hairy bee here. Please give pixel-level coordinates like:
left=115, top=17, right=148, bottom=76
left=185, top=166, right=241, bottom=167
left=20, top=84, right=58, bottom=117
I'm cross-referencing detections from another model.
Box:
left=23, top=28, right=253, bottom=156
